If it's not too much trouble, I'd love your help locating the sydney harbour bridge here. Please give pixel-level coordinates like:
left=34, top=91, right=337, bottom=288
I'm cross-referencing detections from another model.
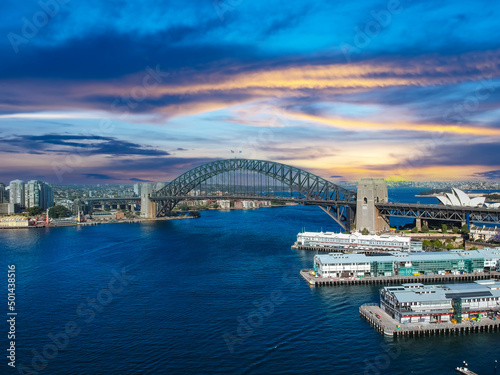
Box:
left=85, top=158, right=500, bottom=232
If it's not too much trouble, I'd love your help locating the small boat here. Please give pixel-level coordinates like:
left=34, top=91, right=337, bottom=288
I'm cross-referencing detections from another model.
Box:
left=455, top=362, right=478, bottom=375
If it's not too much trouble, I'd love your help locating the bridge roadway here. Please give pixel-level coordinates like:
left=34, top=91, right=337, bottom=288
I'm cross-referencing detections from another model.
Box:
left=149, top=194, right=356, bottom=206
left=150, top=196, right=500, bottom=224
left=376, top=202, right=500, bottom=224
left=84, top=195, right=500, bottom=225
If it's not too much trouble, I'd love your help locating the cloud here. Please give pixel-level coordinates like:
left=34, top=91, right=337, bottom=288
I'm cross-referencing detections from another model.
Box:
left=287, top=111, right=500, bottom=136
left=129, top=177, right=153, bottom=182
left=83, top=173, right=115, bottom=180
left=472, top=170, right=500, bottom=180
left=0, top=134, right=170, bottom=157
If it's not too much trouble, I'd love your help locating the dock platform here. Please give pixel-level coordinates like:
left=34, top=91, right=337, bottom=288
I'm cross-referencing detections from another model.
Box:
left=359, top=303, right=500, bottom=338
left=300, top=269, right=500, bottom=286
left=292, top=243, right=391, bottom=254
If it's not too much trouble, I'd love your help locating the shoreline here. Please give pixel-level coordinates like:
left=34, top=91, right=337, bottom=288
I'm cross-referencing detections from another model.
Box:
left=0, top=215, right=197, bottom=230
left=0, top=204, right=296, bottom=230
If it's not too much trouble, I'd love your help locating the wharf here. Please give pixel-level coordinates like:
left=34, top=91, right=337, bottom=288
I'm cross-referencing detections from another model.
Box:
left=292, top=243, right=390, bottom=255
left=300, top=269, right=500, bottom=286
left=359, top=303, right=500, bottom=338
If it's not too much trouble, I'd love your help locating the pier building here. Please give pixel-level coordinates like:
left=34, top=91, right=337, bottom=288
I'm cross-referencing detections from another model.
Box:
left=297, top=231, right=422, bottom=252
left=313, top=248, right=500, bottom=279
left=380, top=280, right=500, bottom=324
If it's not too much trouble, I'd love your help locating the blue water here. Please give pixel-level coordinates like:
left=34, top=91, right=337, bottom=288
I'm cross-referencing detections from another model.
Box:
left=1, top=196, right=499, bottom=374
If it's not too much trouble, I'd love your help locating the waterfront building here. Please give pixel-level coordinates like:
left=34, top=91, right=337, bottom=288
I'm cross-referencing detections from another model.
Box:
left=25, top=180, right=54, bottom=210
left=470, top=225, right=499, bottom=242
left=0, top=216, right=30, bottom=227
left=313, top=248, right=500, bottom=279
left=9, top=179, right=25, bottom=206
left=242, top=200, right=255, bottom=209
left=380, top=280, right=500, bottom=324
left=257, top=200, right=271, bottom=207
left=217, top=200, right=230, bottom=209
left=297, top=231, right=423, bottom=252
left=234, top=201, right=243, bottom=209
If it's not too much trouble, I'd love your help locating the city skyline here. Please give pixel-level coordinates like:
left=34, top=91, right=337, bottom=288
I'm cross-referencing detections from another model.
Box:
left=1, top=1, right=500, bottom=183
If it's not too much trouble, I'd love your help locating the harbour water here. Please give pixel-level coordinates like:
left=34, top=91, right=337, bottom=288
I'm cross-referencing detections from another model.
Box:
left=1, top=189, right=499, bottom=374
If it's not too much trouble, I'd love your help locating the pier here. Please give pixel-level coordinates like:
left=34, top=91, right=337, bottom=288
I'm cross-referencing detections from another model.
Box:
left=291, top=243, right=392, bottom=255
left=300, top=269, right=500, bottom=286
left=359, top=303, right=500, bottom=338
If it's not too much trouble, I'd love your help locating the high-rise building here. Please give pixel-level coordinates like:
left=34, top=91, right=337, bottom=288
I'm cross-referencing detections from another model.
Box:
left=0, top=183, right=5, bottom=204
left=9, top=180, right=25, bottom=206
left=25, top=180, right=54, bottom=210
left=133, top=183, right=141, bottom=197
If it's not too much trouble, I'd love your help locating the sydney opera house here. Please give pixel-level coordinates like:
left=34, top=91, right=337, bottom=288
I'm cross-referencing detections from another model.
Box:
left=436, top=188, right=500, bottom=208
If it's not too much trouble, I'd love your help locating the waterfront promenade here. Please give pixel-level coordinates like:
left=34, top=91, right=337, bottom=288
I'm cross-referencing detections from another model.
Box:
left=359, top=303, right=500, bottom=338
left=300, top=269, right=500, bottom=286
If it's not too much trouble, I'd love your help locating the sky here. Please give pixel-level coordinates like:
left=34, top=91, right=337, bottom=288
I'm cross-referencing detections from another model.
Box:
left=0, top=0, right=499, bottom=184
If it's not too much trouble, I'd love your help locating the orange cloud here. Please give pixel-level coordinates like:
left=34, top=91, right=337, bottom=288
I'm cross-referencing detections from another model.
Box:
left=288, top=112, right=500, bottom=136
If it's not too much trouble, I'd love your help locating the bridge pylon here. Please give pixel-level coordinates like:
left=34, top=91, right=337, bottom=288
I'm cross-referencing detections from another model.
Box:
left=140, top=183, right=156, bottom=219
left=356, top=178, right=390, bottom=234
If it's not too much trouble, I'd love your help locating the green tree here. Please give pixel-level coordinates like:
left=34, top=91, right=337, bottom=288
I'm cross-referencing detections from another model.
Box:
left=432, top=239, right=443, bottom=249
left=422, top=239, right=431, bottom=248
left=441, top=224, right=448, bottom=233
left=27, top=206, right=43, bottom=216
left=470, top=246, right=478, bottom=250
left=361, top=228, right=370, bottom=235
left=461, top=224, right=470, bottom=234
left=48, top=205, right=70, bottom=219
left=446, top=243, right=455, bottom=250
left=452, top=226, right=459, bottom=234
left=421, top=225, right=429, bottom=233
left=411, top=227, right=419, bottom=233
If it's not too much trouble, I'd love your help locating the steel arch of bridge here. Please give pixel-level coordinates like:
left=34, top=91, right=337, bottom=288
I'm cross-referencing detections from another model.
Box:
left=151, top=158, right=356, bottom=229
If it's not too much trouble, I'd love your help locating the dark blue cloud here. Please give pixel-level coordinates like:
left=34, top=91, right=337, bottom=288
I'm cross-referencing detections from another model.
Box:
left=472, top=170, right=500, bottom=180
left=83, top=173, right=115, bottom=180
left=129, top=177, right=153, bottom=182
left=0, top=134, right=170, bottom=156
